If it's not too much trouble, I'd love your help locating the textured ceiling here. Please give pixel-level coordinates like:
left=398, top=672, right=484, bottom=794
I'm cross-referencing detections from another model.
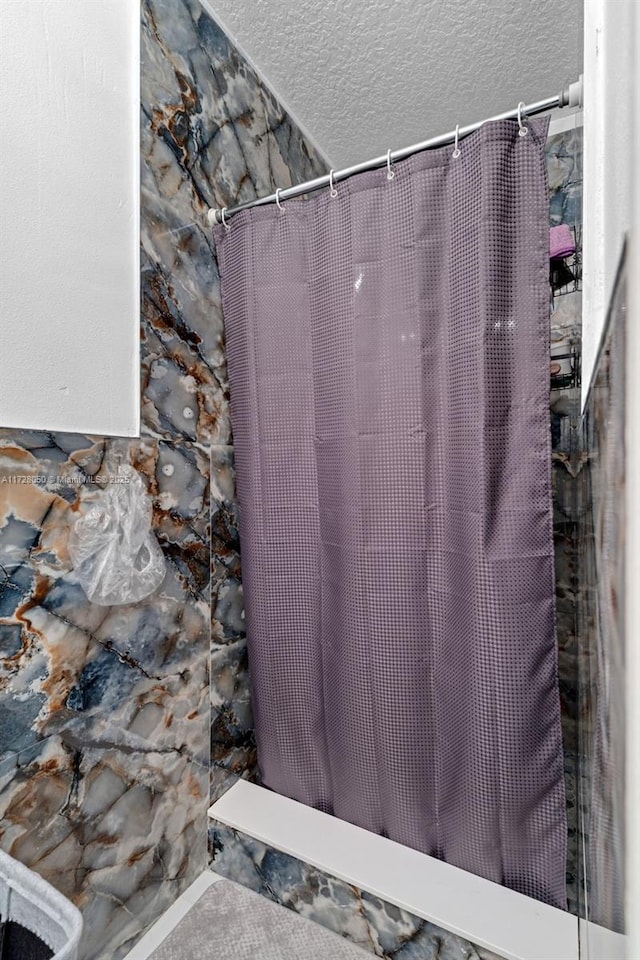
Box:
left=201, top=0, right=583, bottom=169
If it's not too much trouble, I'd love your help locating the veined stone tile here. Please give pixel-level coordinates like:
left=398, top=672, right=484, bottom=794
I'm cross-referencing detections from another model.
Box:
left=0, top=431, right=210, bottom=958
left=140, top=0, right=327, bottom=445
left=209, top=822, right=505, bottom=960
left=209, top=444, right=256, bottom=800
left=0, top=735, right=207, bottom=960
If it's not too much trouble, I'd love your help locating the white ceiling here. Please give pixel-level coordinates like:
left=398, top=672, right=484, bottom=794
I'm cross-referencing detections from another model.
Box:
left=202, top=0, right=583, bottom=169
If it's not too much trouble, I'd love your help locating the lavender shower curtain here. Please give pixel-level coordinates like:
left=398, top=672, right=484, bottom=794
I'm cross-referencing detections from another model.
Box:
left=214, top=116, right=567, bottom=908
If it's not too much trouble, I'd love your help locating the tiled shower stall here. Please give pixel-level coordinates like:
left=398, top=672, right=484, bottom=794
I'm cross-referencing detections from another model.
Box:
left=0, top=1, right=624, bottom=959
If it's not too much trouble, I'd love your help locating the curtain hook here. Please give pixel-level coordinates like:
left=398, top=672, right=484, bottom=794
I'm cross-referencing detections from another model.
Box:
left=517, top=101, right=528, bottom=137
left=452, top=124, right=461, bottom=159
left=386, top=149, right=395, bottom=181
left=275, top=188, right=286, bottom=212
left=329, top=169, right=338, bottom=198
left=220, top=207, right=231, bottom=231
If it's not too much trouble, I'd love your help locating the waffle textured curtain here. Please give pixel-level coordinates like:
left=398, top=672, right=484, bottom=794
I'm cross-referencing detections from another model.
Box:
left=214, top=116, right=567, bottom=908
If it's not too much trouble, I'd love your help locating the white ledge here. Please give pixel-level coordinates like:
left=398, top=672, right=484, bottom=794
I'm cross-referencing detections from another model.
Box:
left=209, top=780, right=624, bottom=960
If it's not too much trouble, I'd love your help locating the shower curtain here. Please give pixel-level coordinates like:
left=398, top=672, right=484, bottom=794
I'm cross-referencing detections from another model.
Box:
left=214, top=116, right=567, bottom=908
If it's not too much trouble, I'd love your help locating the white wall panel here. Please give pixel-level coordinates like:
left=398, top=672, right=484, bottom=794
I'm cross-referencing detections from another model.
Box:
left=0, top=0, right=139, bottom=436
left=582, top=0, right=634, bottom=404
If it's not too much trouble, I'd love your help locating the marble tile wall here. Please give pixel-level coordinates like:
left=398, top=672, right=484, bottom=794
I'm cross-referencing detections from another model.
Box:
left=0, top=1, right=327, bottom=958
left=0, top=434, right=210, bottom=960
left=577, top=253, right=627, bottom=934
left=547, top=124, right=583, bottom=916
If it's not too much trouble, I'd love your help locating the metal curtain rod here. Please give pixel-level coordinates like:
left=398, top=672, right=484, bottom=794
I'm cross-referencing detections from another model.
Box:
left=208, top=75, right=583, bottom=225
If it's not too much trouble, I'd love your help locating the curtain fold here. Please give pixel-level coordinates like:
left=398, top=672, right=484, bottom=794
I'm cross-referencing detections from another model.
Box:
left=214, top=116, right=567, bottom=908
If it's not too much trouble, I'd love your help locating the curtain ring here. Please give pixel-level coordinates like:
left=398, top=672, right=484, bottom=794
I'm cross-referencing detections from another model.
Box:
left=220, top=207, right=231, bottom=231
left=517, top=101, right=528, bottom=137
left=329, top=169, right=338, bottom=198
left=386, top=149, right=395, bottom=181
left=275, top=188, right=286, bottom=212
left=452, top=124, right=461, bottom=159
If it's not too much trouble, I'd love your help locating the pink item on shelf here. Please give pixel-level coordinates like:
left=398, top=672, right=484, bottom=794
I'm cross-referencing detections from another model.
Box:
left=550, top=223, right=575, bottom=259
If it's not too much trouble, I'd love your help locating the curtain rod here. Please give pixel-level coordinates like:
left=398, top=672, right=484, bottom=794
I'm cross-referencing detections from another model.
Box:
left=208, top=75, right=583, bottom=225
